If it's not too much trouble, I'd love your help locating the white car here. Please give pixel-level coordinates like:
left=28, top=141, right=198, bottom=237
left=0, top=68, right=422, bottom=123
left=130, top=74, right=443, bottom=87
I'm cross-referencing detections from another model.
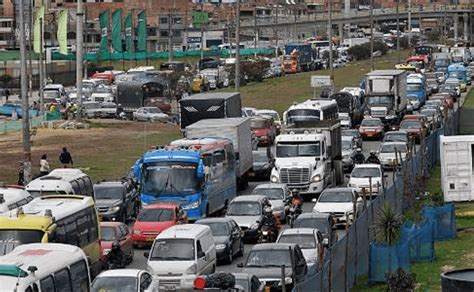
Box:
left=241, top=107, right=258, bottom=117
left=312, top=188, right=358, bottom=224
left=340, top=87, right=365, bottom=99
left=276, top=228, right=325, bottom=269
left=132, top=107, right=169, bottom=122
left=347, top=164, right=385, bottom=196
left=91, top=269, right=159, bottom=292
left=378, top=141, right=408, bottom=169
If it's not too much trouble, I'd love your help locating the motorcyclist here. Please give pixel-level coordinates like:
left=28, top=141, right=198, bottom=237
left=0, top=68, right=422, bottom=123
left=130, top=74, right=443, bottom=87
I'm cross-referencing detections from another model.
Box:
left=353, top=148, right=365, bottom=164
left=289, top=189, right=303, bottom=216
left=260, top=205, right=281, bottom=240
left=365, top=150, right=380, bottom=164
left=107, top=241, right=125, bottom=269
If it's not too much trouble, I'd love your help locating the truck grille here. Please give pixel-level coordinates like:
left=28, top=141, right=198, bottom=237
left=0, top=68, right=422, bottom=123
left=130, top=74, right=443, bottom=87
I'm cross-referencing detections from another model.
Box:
left=97, top=207, right=109, bottom=213
left=159, top=278, right=181, bottom=288
left=280, top=168, right=310, bottom=185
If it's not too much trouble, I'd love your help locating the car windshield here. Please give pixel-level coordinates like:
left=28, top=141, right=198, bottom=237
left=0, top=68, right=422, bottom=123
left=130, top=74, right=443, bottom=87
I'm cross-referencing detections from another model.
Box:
left=253, top=188, right=284, bottom=200
left=199, top=222, right=229, bottom=236
left=367, top=96, right=392, bottom=105
left=286, top=109, right=320, bottom=123
left=342, top=140, right=352, bottom=150
left=101, top=227, right=117, bottom=241
left=253, top=151, right=269, bottom=163
left=259, top=112, right=279, bottom=121
left=95, top=86, right=112, bottom=94
left=351, top=167, right=381, bottom=178
left=145, top=107, right=161, bottom=113
left=0, top=230, right=44, bottom=255
left=276, top=142, right=320, bottom=158
left=91, top=276, right=138, bottom=292
left=278, top=234, right=317, bottom=249
left=150, top=239, right=195, bottom=261
left=94, top=186, right=124, bottom=200
left=341, top=130, right=358, bottom=138
left=381, top=144, right=407, bottom=153
left=137, top=208, right=173, bottom=222
left=294, top=218, right=329, bottom=233
left=407, top=84, right=422, bottom=91
left=319, top=191, right=353, bottom=203
left=142, top=162, right=198, bottom=196
left=251, top=120, right=268, bottom=129
left=245, top=250, right=292, bottom=267
left=361, top=119, right=382, bottom=127
left=384, top=133, right=407, bottom=142
left=400, top=121, right=422, bottom=129
left=227, top=201, right=261, bottom=216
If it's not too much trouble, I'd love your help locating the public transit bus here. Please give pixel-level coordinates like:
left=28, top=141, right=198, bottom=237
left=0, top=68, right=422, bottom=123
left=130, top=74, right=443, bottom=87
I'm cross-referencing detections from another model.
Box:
left=0, top=195, right=101, bottom=277
left=283, top=99, right=339, bottom=126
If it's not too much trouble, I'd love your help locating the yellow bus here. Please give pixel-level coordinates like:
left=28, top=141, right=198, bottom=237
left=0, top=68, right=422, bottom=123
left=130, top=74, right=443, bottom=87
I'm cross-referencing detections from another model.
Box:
left=0, top=195, right=102, bottom=277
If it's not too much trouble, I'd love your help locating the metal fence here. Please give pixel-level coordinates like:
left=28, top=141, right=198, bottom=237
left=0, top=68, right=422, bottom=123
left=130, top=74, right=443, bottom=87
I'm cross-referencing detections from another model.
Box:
left=294, top=106, right=460, bottom=291
left=0, top=116, right=43, bottom=134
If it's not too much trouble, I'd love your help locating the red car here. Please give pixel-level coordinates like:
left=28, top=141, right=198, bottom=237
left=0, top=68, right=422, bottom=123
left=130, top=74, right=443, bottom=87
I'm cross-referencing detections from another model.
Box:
left=131, top=202, right=188, bottom=247
left=100, top=222, right=134, bottom=267
left=250, top=116, right=276, bottom=146
left=359, top=118, right=384, bottom=140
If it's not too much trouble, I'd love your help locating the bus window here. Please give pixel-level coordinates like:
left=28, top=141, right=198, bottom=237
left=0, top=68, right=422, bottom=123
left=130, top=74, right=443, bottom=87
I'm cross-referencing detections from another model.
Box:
left=84, top=177, right=94, bottom=197
left=54, top=268, right=73, bottom=291
left=75, top=211, right=90, bottom=247
left=70, top=260, right=89, bottom=292
left=76, top=179, right=87, bottom=195
left=87, top=208, right=99, bottom=242
left=214, top=150, right=225, bottom=164
left=40, top=276, right=55, bottom=291
left=64, top=218, right=79, bottom=246
left=70, top=181, right=81, bottom=195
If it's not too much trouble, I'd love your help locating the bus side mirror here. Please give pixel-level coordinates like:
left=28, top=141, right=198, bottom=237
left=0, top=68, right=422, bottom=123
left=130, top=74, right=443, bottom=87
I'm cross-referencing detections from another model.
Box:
left=197, top=160, right=205, bottom=179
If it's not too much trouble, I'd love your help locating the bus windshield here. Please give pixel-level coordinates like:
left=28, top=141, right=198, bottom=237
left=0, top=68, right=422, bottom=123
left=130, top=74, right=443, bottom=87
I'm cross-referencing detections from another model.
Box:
left=142, top=162, right=198, bottom=196
left=0, top=230, right=44, bottom=255
left=286, top=109, right=320, bottom=124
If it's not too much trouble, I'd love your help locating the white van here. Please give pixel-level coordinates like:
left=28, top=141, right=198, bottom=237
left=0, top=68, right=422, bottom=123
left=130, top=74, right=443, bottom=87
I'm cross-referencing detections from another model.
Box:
left=0, top=243, right=91, bottom=291
left=145, top=224, right=216, bottom=290
left=26, top=168, right=94, bottom=199
left=0, top=186, right=33, bottom=213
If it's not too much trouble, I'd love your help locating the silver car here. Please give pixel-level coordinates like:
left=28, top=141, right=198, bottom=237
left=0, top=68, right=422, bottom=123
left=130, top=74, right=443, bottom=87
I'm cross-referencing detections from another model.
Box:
left=252, top=183, right=290, bottom=221
left=378, top=141, right=408, bottom=169
left=132, top=107, right=169, bottom=122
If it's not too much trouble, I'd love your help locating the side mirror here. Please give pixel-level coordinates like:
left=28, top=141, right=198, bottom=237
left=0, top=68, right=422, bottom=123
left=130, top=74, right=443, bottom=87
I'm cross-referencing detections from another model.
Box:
left=345, top=174, right=350, bottom=179
left=144, top=252, right=150, bottom=259
left=311, top=198, right=317, bottom=203
left=384, top=174, right=389, bottom=178
left=322, top=238, right=329, bottom=247
left=197, top=251, right=206, bottom=259
left=237, top=263, right=244, bottom=268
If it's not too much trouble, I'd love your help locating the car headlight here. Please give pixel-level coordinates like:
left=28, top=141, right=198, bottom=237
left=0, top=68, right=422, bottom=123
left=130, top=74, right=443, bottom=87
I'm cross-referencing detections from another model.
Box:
left=216, top=244, right=227, bottom=250
left=183, top=199, right=201, bottom=210
left=102, top=249, right=111, bottom=256
left=262, top=230, right=269, bottom=236
left=109, top=206, right=121, bottom=213
left=250, top=223, right=259, bottom=230
left=312, top=175, right=321, bottom=182
left=271, top=175, right=279, bottom=183
left=284, top=277, right=293, bottom=284
left=132, top=229, right=141, bottom=235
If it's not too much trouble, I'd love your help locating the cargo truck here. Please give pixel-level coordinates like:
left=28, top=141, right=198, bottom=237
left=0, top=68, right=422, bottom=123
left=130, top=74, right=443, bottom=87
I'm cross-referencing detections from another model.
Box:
left=184, top=117, right=253, bottom=189
left=365, top=70, right=407, bottom=125
left=270, top=120, right=343, bottom=197
left=433, top=52, right=450, bottom=73
left=179, top=92, right=241, bottom=129
left=282, top=43, right=315, bottom=74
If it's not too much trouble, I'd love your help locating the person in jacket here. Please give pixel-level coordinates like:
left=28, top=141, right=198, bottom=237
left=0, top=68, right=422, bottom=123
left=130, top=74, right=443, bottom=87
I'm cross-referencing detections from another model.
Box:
left=59, top=147, right=73, bottom=168
left=39, top=154, right=50, bottom=177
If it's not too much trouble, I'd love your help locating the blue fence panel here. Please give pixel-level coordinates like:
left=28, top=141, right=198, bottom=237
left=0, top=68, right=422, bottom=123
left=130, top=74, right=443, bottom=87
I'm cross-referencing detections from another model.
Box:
left=422, top=203, right=457, bottom=240
left=346, top=223, right=357, bottom=289
left=330, top=234, right=347, bottom=291
left=402, top=221, right=435, bottom=262
left=293, top=269, right=323, bottom=291
left=368, top=241, right=411, bottom=283
left=356, top=210, right=369, bottom=276
left=322, top=258, right=330, bottom=291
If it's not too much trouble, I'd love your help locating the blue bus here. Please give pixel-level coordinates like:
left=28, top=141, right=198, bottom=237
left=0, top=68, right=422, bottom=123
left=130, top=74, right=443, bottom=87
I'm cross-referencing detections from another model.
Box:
left=133, top=138, right=237, bottom=220
left=448, top=63, right=468, bottom=85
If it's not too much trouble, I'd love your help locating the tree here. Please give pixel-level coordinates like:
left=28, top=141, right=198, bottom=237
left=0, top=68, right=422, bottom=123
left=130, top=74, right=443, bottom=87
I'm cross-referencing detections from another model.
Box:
left=375, top=203, right=402, bottom=245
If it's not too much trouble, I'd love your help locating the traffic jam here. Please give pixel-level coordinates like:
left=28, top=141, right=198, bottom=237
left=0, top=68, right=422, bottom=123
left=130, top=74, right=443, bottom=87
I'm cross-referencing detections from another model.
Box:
left=0, top=43, right=472, bottom=292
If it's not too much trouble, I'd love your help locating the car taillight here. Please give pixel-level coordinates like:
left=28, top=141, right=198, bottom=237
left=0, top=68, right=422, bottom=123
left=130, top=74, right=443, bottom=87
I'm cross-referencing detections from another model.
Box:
left=194, top=277, right=207, bottom=290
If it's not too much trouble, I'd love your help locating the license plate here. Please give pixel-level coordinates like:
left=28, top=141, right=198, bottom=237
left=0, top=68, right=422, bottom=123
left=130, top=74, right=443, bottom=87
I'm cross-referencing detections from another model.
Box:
left=367, top=133, right=373, bottom=137
left=147, top=237, right=155, bottom=241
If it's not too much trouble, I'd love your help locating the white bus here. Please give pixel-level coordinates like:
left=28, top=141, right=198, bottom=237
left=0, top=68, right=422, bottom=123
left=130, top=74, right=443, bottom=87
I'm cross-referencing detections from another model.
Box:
left=283, top=99, right=339, bottom=126
left=0, top=243, right=90, bottom=291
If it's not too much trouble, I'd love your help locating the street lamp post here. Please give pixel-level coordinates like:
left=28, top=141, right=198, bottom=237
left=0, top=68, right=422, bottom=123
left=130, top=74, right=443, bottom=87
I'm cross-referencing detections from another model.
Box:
left=76, top=0, right=84, bottom=121
left=370, top=0, right=374, bottom=71
left=235, top=0, right=240, bottom=90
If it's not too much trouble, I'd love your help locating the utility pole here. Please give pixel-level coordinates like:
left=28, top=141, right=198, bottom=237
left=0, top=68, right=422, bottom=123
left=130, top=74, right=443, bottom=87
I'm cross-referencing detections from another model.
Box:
left=28, top=1, right=33, bottom=101
left=235, top=0, right=240, bottom=90
left=200, top=2, right=204, bottom=62
left=408, top=0, right=412, bottom=46
left=76, top=0, right=84, bottom=121
left=396, top=0, right=400, bottom=64
left=254, top=1, right=258, bottom=49
left=328, top=0, right=334, bottom=80
left=19, top=0, right=31, bottom=183
left=39, top=17, right=44, bottom=115
left=275, top=1, right=279, bottom=56
left=294, top=6, right=297, bottom=41
left=168, top=9, right=173, bottom=62
left=369, top=0, right=374, bottom=71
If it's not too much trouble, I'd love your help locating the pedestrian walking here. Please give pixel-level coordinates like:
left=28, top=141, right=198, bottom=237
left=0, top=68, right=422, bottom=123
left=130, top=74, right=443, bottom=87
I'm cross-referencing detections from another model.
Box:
left=4, top=89, right=10, bottom=102
left=17, top=162, right=24, bottom=186
left=59, top=147, right=73, bottom=168
left=39, top=154, right=50, bottom=176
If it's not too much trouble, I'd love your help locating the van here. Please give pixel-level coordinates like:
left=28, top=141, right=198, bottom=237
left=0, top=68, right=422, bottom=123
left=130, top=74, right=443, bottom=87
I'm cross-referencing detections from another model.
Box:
left=0, top=243, right=91, bottom=291
left=145, top=224, right=216, bottom=290
left=26, top=168, right=94, bottom=199
left=0, top=185, right=33, bottom=213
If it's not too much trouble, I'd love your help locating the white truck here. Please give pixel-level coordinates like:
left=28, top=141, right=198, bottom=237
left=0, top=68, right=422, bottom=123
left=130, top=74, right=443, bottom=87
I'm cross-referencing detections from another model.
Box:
left=270, top=120, right=343, bottom=197
left=440, top=135, right=474, bottom=202
left=184, top=117, right=253, bottom=189
left=342, top=37, right=370, bottom=48
left=200, top=67, right=229, bottom=89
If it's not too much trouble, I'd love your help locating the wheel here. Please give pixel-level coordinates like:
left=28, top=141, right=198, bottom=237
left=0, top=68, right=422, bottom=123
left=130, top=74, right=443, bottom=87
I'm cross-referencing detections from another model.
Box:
left=237, top=240, right=244, bottom=257
left=226, top=247, right=233, bottom=264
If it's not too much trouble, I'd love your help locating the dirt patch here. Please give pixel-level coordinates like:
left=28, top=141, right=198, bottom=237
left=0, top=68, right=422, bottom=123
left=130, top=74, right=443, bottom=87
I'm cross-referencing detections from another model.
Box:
left=0, top=121, right=181, bottom=184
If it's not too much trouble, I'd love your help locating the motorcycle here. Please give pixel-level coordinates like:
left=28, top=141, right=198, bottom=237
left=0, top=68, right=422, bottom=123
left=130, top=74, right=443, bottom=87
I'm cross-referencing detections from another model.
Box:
left=286, top=194, right=303, bottom=228
left=257, top=220, right=277, bottom=243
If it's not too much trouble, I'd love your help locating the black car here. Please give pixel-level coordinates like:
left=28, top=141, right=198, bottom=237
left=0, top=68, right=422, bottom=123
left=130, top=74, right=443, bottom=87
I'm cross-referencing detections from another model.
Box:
left=94, top=180, right=140, bottom=222
left=293, top=213, right=338, bottom=247
left=238, top=243, right=307, bottom=291
left=195, top=217, right=244, bottom=264
left=248, top=149, right=275, bottom=180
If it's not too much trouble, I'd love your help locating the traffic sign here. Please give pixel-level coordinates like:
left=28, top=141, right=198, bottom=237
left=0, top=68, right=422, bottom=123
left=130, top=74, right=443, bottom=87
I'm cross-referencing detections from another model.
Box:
left=192, top=12, right=208, bottom=26
left=311, top=75, right=332, bottom=88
